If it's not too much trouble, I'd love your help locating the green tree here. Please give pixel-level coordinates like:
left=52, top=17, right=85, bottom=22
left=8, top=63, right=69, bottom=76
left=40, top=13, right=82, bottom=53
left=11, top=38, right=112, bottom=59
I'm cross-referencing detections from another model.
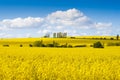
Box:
left=33, top=40, right=43, bottom=47
left=117, top=34, right=119, bottom=40
left=93, top=41, right=104, bottom=48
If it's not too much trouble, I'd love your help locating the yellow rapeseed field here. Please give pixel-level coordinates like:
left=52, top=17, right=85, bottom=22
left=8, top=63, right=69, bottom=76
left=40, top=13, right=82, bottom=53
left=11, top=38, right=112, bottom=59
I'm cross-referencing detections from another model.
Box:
left=0, top=37, right=120, bottom=47
left=0, top=47, right=120, bottom=80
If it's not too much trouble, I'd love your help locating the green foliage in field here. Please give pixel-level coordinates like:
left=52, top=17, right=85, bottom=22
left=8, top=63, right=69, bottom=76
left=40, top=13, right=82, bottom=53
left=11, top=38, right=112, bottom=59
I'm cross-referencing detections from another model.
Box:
left=93, top=41, right=104, bottom=48
left=107, top=42, right=120, bottom=46
left=33, top=40, right=46, bottom=47
left=74, top=45, right=87, bottom=47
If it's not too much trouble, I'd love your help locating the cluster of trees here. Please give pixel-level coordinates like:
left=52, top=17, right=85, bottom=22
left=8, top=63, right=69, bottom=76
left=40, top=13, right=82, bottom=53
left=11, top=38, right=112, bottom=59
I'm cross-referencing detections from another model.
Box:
left=107, top=42, right=120, bottom=46
left=33, top=40, right=105, bottom=48
left=27, top=34, right=120, bottom=48
left=33, top=40, right=60, bottom=47
left=70, top=34, right=119, bottom=40
left=33, top=40, right=62, bottom=47
left=109, top=34, right=119, bottom=40
left=92, top=35, right=119, bottom=40
left=33, top=40, right=87, bottom=48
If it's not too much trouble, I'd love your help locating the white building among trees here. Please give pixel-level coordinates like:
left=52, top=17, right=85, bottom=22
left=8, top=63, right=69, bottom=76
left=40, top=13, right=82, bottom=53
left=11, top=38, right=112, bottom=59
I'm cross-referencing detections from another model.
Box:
left=53, top=32, right=67, bottom=38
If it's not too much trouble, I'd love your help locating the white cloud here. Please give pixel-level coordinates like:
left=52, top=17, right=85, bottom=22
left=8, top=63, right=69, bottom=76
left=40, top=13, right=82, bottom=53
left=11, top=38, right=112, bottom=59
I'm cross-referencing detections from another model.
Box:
left=95, top=22, right=112, bottom=29
left=37, top=29, right=51, bottom=34
left=81, top=33, right=87, bottom=35
left=45, top=8, right=92, bottom=29
left=0, top=9, right=113, bottom=37
left=0, top=17, right=44, bottom=29
left=96, top=30, right=112, bottom=35
left=0, top=33, right=13, bottom=38
left=41, top=8, right=112, bottom=36
left=25, top=33, right=31, bottom=38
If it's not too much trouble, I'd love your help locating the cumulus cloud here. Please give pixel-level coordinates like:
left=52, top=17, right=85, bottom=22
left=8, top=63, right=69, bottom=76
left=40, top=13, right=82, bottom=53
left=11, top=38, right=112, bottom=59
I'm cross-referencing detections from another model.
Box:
left=0, top=8, right=112, bottom=37
left=95, top=22, right=112, bottom=29
left=0, top=17, right=44, bottom=30
left=25, top=33, right=31, bottom=37
left=45, top=8, right=93, bottom=29
left=37, top=8, right=112, bottom=36
left=96, top=30, right=112, bottom=35
left=37, top=29, right=51, bottom=34
left=0, top=33, right=13, bottom=38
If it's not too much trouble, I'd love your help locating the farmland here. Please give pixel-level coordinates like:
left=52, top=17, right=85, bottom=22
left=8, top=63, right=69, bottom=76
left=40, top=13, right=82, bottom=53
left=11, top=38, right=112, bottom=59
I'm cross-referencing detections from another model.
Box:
left=0, top=36, right=120, bottom=47
left=0, top=37, right=120, bottom=80
left=0, top=47, right=120, bottom=80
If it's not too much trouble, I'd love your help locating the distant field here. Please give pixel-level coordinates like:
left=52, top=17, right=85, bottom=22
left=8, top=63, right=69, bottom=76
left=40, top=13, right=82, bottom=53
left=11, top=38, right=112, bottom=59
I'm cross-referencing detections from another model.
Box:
left=0, top=47, right=120, bottom=80
left=0, top=36, right=120, bottom=47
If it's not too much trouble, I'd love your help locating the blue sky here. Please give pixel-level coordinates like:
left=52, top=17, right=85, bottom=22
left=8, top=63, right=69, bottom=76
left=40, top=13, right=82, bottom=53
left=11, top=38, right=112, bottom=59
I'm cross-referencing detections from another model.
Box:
left=0, top=0, right=120, bottom=38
